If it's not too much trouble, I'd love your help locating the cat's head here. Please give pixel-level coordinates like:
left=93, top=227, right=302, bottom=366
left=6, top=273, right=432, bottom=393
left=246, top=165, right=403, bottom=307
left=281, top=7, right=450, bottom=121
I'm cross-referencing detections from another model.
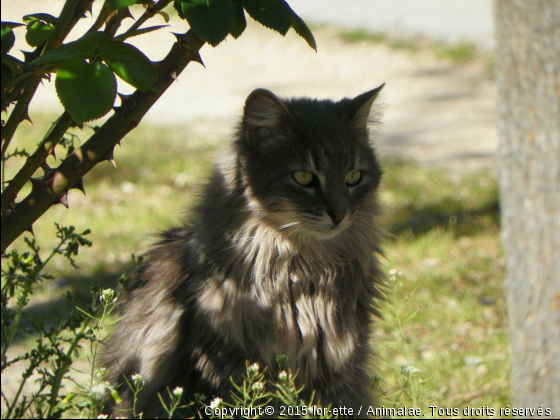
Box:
left=236, top=86, right=384, bottom=242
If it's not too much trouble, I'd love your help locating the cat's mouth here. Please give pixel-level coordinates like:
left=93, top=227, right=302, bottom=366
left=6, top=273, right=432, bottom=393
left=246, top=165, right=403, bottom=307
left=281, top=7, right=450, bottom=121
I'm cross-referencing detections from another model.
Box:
left=296, top=216, right=352, bottom=241
left=268, top=208, right=352, bottom=241
left=308, top=221, right=351, bottom=240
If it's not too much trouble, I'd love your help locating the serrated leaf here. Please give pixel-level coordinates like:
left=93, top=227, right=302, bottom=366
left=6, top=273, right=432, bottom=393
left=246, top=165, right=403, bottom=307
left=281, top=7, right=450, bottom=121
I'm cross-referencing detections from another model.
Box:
left=291, top=12, right=316, bottom=51
left=100, top=41, right=157, bottom=91
left=174, top=0, right=186, bottom=19
left=230, top=1, right=246, bottom=39
left=26, top=21, right=56, bottom=47
left=241, top=0, right=291, bottom=35
left=114, top=25, right=169, bottom=41
left=22, top=13, right=58, bottom=24
left=30, top=32, right=110, bottom=66
left=1, top=23, right=23, bottom=59
left=55, top=59, right=117, bottom=124
left=180, top=0, right=235, bottom=47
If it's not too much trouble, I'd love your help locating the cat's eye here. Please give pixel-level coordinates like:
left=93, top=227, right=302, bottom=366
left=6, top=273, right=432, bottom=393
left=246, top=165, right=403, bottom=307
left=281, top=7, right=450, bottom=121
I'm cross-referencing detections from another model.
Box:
left=345, top=170, right=362, bottom=186
left=293, top=171, right=314, bottom=186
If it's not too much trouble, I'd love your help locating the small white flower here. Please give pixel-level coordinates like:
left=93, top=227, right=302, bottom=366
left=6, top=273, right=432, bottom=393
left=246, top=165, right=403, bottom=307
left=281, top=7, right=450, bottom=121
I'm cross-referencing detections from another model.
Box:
left=131, top=373, right=144, bottom=386
left=401, top=365, right=421, bottom=376
left=95, top=368, right=107, bottom=379
left=278, top=371, right=288, bottom=381
left=251, top=381, right=264, bottom=391
left=91, top=382, right=109, bottom=397
left=97, top=415, right=108, bottom=419
left=209, top=397, right=222, bottom=409
left=248, top=363, right=260, bottom=374
left=172, top=387, right=183, bottom=397
left=100, top=289, right=115, bottom=303
left=389, top=269, right=398, bottom=276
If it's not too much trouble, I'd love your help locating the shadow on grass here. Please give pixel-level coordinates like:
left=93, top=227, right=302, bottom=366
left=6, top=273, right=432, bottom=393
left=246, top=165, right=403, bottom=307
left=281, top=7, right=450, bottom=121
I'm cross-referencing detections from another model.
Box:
left=14, top=270, right=124, bottom=346
left=381, top=157, right=501, bottom=239
left=391, top=198, right=500, bottom=238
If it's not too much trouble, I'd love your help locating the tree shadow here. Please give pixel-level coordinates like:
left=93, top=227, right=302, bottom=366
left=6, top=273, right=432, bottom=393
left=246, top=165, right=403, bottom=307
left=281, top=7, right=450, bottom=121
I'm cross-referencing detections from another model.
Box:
left=12, top=269, right=124, bottom=346
left=389, top=198, right=500, bottom=238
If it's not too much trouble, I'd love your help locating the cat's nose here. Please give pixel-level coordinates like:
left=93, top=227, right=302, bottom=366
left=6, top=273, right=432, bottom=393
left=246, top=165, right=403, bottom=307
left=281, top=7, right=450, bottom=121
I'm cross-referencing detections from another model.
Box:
left=327, top=211, right=346, bottom=225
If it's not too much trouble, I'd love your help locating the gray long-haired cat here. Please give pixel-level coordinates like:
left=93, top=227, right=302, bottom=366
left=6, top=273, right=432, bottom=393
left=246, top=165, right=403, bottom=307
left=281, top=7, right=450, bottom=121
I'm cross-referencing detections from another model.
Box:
left=104, top=85, right=386, bottom=417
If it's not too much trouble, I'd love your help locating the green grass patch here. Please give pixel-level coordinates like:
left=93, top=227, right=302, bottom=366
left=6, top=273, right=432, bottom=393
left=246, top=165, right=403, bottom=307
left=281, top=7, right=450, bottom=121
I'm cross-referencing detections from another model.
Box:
left=433, top=41, right=478, bottom=63
left=338, top=27, right=488, bottom=65
left=377, top=158, right=510, bottom=416
left=338, top=28, right=388, bottom=44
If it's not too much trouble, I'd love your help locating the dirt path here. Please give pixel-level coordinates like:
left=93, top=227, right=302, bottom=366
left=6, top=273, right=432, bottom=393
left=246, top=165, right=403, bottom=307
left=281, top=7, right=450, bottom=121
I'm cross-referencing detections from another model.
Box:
left=2, top=2, right=497, bottom=171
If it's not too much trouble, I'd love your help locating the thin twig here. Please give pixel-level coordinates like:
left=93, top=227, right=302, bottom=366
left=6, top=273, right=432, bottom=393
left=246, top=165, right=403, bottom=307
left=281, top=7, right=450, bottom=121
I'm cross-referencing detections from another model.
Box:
left=124, top=0, right=173, bottom=36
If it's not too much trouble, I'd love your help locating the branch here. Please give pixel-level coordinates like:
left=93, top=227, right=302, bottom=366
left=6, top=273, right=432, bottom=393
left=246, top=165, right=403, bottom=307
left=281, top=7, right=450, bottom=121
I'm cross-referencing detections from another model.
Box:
left=1, top=112, right=74, bottom=214
left=1, top=30, right=206, bottom=254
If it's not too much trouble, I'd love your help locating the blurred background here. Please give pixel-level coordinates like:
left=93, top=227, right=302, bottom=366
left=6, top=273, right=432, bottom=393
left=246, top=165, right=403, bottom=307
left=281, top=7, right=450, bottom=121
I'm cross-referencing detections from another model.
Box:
left=2, top=0, right=509, bottom=415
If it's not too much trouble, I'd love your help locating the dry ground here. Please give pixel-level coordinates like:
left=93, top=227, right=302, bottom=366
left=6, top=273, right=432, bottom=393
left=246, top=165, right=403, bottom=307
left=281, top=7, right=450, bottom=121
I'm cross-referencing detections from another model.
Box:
left=2, top=1, right=497, bottom=170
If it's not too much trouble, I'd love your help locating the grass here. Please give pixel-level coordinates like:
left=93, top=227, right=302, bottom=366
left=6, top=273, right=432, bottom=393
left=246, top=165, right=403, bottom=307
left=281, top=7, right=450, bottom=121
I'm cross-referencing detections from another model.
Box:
left=338, top=28, right=483, bottom=64
left=377, top=158, right=510, bottom=415
left=2, top=116, right=510, bottom=417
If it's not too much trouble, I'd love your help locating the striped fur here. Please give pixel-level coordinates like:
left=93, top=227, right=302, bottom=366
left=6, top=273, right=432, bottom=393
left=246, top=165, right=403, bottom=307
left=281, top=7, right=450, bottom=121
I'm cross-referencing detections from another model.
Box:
left=104, top=86, right=386, bottom=418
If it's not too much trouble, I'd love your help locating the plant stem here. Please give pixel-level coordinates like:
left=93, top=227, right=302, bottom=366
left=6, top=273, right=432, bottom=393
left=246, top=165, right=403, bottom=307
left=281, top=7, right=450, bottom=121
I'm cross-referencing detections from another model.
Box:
left=1, top=233, right=67, bottom=368
left=46, top=315, right=93, bottom=419
left=124, top=0, right=173, bottom=36
left=1, top=284, right=31, bottom=366
left=4, top=359, right=41, bottom=419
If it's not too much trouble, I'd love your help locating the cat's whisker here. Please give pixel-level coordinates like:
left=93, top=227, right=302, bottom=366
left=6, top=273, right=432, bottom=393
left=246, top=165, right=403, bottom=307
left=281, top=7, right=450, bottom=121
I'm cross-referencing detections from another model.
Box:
left=286, top=225, right=307, bottom=239
left=278, top=222, right=300, bottom=230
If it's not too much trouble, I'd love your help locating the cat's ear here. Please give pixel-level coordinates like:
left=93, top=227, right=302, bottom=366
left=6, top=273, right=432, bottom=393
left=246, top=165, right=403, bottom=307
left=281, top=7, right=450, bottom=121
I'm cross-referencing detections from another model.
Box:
left=350, top=83, right=385, bottom=131
left=243, top=89, right=289, bottom=146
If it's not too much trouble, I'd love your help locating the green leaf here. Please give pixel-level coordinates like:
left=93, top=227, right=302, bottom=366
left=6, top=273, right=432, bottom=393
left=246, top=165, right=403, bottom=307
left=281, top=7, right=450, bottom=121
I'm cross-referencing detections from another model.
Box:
left=1, top=22, right=24, bottom=59
left=110, top=0, right=153, bottom=8
left=30, top=32, right=110, bottom=66
left=1, top=63, right=13, bottom=84
left=174, top=0, right=186, bottom=19
left=55, top=59, right=117, bottom=124
left=1, top=55, right=29, bottom=87
left=99, top=41, right=157, bottom=91
left=291, top=12, right=316, bottom=51
left=22, top=13, right=58, bottom=25
left=25, top=21, right=56, bottom=47
left=109, top=0, right=139, bottom=9
left=114, top=25, right=169, bottom=41
left=241, top=0, right=292, bottom=35
left=180, top=0, right=235, bottom=47
left=1, top=22, right=25, bottom=29
left=230, top=1, right=246, bottom=39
